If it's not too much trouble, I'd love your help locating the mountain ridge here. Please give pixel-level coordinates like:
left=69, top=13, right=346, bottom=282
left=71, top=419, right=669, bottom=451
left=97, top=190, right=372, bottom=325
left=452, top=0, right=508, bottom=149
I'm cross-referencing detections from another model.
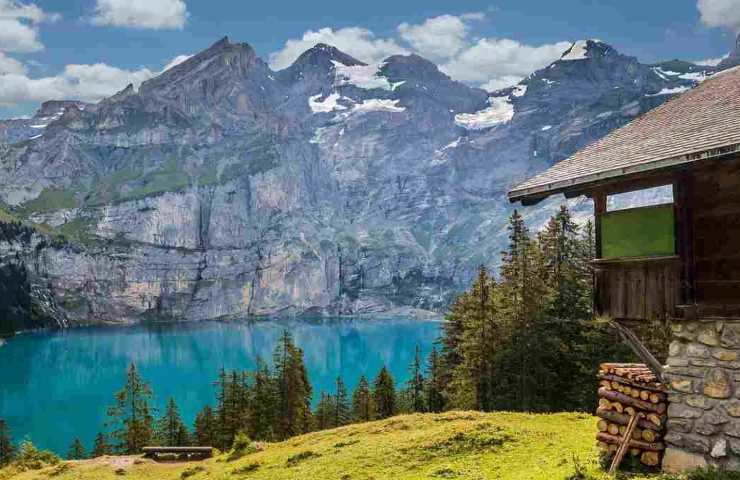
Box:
left=0, top=37, right=725, bottom=331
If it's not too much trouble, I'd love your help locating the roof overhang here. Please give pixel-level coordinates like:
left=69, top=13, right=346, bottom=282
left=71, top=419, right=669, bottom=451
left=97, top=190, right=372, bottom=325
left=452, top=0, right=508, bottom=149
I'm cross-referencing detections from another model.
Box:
left=507, top=142, right=740, bottom=205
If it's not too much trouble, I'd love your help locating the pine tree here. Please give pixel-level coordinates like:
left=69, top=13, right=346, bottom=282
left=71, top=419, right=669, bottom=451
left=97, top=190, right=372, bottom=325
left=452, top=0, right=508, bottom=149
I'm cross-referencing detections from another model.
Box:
left=91, top=432, right=109, bottom=458
left=273, top=331, right=313, bottom=439
left=248, top=359, right=278, bottom=441
left=333, top=377, right=351, bottom=427
left=372, top=366, right=396, bottom=419
left=351, top=375, right=374, bottom=422
left=194, top=405, right=217, bottom=447
left=406, top=345, right=426, bottom=412
left=425, top=347, right=445, bottom=413
left=314, top=392, right=335, bottom=430
left=67, top=438, right=86, bottom=460
left=0, top=419, right=14, bottom=466
left=156, top=397, right=188, bottom=446
left=106, top=362, right=155, bottom=454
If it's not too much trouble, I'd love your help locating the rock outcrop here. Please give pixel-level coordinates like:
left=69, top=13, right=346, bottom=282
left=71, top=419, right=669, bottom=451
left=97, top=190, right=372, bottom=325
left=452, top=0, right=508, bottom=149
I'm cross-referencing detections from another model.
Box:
left=0, top=37, right=723, bottom=327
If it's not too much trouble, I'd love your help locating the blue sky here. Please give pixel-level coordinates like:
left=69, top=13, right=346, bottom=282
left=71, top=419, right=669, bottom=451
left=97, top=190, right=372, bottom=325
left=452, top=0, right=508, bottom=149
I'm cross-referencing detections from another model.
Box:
left=1, top=0, right=738, bottom=117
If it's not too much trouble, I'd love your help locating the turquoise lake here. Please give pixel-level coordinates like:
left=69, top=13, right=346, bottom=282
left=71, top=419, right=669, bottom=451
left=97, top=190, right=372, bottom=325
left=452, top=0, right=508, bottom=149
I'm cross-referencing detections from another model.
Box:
left=0, top=317, right=441, bottom=455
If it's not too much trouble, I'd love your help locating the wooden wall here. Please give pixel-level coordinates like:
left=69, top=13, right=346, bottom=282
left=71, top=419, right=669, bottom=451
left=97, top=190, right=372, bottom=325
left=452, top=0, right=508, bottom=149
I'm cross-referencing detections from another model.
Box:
left=692, top=154, right=740, bottom=305
left=594, top=257, right=680, bottom=321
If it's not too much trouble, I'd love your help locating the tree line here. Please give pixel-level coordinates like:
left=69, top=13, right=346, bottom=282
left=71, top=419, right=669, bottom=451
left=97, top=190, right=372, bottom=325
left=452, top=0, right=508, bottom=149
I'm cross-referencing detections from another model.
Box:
left=0, top=207, right=666, bottom=464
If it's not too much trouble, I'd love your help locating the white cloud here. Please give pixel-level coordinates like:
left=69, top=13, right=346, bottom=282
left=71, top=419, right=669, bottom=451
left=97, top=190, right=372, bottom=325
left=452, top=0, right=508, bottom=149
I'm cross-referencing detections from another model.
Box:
left=268, top=26, right=407, bottom=70
left=270, top=13, right=571, bottom=92
left=697, top=0, right=740, bottom=33
left=441, top=38, right=571, bottom=88
left=0, top=0, right=59, bottom=53
left=398, top=14, right=482, bottom=62
left=0, top=51, right=25, bottom=74
left=162, top=53, right=192, bottom=71
left=694, top=54, right=729, bottom=66
left=91, top=0, right=188, bottom=30
left=0, top=63, right=156, bottom=107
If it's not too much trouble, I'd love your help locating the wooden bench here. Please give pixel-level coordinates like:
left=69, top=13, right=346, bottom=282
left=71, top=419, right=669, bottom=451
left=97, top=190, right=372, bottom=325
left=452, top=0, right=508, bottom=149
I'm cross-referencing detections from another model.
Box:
left=142, top=446, right=213, bottom=461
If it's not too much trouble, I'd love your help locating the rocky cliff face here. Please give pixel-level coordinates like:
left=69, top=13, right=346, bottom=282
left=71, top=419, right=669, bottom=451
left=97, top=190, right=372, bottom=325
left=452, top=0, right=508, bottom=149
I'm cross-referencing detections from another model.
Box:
left=0, top=37, right=721, bottom=328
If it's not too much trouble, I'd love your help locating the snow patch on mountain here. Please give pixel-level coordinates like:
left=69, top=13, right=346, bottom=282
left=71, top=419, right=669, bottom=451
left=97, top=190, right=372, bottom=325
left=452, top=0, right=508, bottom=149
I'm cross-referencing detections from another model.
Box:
left=455, top=95, right=514, bottom=130
left=332, top=61, right=394, bottom=90
left=308, top=93, right=347, bottom=113
left=647, top=86, right=691, bottom=96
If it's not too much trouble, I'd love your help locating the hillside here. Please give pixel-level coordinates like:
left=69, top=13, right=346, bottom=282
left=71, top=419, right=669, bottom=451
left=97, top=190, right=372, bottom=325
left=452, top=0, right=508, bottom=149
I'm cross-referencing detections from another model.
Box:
left=0, top=411, right=677, bottom=480
left=0, top=37, right=725, bottom=331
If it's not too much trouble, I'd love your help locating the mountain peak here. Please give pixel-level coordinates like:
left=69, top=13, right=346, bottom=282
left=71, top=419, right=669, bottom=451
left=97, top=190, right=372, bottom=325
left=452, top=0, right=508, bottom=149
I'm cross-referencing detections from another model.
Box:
left=289, top=43, right=365, bottom=70
left=138, top=36, right=257, bottom=96
left=559, top=39, right=609, bottom=61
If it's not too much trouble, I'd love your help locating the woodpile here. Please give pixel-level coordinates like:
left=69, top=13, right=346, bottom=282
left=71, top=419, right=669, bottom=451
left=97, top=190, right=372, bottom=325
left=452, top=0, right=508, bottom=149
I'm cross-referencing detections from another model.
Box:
left=596, top=363, right=667, bottom=469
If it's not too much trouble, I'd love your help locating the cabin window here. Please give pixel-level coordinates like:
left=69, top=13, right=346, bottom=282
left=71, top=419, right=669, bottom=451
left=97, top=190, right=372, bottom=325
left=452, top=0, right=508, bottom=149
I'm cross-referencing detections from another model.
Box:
left=601, top=185, right=675, bottom=259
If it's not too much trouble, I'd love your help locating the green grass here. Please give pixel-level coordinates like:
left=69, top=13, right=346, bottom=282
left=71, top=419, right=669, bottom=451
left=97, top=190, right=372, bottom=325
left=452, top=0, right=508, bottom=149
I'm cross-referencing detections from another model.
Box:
left=16, top=188, right=77, bottom=216
left=0, top=411, right=713, bottom=480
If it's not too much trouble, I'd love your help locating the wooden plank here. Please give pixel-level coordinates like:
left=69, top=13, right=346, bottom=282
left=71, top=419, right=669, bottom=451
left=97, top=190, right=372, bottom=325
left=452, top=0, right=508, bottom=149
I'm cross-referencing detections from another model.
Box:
left=609, top=412, right=643, bottom=475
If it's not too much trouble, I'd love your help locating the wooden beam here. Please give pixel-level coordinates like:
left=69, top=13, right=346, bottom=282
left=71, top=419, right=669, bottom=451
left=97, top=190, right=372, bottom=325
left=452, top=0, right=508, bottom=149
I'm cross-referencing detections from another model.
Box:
left=674, top=170, right=695, bottom=305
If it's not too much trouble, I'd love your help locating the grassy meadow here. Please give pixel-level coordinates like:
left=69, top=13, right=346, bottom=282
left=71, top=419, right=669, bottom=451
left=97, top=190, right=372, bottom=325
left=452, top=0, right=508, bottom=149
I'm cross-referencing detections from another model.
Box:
left=1, top=411, right=721, bottom=480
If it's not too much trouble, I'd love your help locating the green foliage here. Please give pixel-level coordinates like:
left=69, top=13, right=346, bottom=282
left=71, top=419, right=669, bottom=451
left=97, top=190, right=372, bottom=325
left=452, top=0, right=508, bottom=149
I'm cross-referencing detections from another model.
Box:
left=180, top=465, right=206, bottom=479
left=273, top=330, right=313, bottom=439
left=66, top=438, right=86, bottom=460
left=227, top=432, right=257, bottom=462
left=0, top=420, right=14, bottom=466
left=373, top=366, right=397, bottom=419
left=285, top=450, right=320, bottom=467
left=333, top=377, right=351, bottom=427
left=12, top=439, right=60, bottom=471
left=155, top=397, right=189, bottom=446
left=437, top=207, right=636, bottom=414
left=91, top=432, right=109, bottom=458
left=405, top=345, right=426, bottom=413
left=351, top=375, right=374, bottom=422
left=17, top=188, right=77, bottom=216
left=106, top=362, right=155, bottom=454
left=193, top=406, right=217, bottom=447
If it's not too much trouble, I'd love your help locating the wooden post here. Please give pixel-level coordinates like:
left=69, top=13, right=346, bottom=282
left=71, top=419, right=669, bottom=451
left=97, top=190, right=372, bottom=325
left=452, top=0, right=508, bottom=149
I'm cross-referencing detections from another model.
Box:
left=593, top=190, right=607, bottom=260
left=608, top=412, right=643, bottom=475
left=673, top=170, right=695, bottom=306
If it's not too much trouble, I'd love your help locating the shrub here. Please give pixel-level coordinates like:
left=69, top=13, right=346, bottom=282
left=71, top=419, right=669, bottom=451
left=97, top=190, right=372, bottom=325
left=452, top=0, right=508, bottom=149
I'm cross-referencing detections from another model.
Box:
left=232, top=462, right=260, bottom=474
left=285, top=450, right=320, bottom=467
left=12, top=440, right=60, bottom=471
left=227, top=432, right=258, bottom=462
left=180, top=465, right=207, bottom=479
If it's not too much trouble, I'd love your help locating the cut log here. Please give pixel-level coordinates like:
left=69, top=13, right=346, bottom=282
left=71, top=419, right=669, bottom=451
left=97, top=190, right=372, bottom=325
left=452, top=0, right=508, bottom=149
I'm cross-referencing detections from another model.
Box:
left=598, top=374, right=665, bottom=393
left=598, top=441, right=609, bottom=451
left=612, top=402, right=624, bottom=413
left=649, top=392, right=663, bottom=404
left=597, top=419, right=608, bottom=432
left=647, top=413, right=663, bottom=427
left=632, top=428, right=642, bottom=441
left=625, top=406, right=636, bottom=417
left=598, top=387, right=663, bottom=413
left=608, top=423, right=620, bottom=435
left=630, top=448, right=641, bottom=457
left=656, top=403, right=667, bottom=414
left=631, top=389, right=641, bottom=399
left=640, top=451, right=660, bottom=467
left=595, top=408, right=661, bottom=431
left=596, top=432, right=665, bottom=452
left=642, top=429, right=659, bottom=443
left=640, top=390, right=650, bottom=401
left=599, top=398, right=612, bottom=410
left=600, top=380, right=612, bottom=390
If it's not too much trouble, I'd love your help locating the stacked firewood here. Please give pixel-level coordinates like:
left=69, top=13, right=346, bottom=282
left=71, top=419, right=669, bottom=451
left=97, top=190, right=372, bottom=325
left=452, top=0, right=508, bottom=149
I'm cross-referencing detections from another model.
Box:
left=596, top=363, right=667, bottom=468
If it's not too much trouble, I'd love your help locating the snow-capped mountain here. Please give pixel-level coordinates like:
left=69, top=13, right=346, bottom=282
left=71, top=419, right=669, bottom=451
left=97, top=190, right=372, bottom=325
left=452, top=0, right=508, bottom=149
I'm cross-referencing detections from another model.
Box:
left=0, top=37, right=722, bottom=329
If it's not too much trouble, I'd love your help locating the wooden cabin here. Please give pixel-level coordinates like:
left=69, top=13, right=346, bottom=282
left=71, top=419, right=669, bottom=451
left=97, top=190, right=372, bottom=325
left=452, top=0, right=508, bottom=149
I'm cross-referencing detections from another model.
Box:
left=509, top=66, right=740, bottom=472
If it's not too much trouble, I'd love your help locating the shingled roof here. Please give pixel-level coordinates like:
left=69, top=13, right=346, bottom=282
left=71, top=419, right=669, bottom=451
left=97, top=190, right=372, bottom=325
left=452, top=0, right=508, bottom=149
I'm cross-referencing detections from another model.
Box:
left=508, top=66, right=740, bottom=203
